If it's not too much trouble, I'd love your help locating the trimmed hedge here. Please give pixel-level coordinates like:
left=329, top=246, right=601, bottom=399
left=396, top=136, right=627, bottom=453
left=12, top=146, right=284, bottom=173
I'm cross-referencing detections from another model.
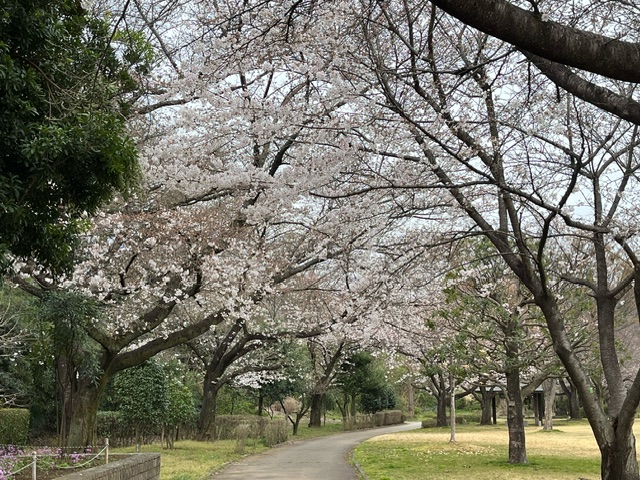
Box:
left=373, top=410, right=403, bottom=426
left=344, top=410, right=404, bottom=431
left=0, top=408, right=29, bottom=444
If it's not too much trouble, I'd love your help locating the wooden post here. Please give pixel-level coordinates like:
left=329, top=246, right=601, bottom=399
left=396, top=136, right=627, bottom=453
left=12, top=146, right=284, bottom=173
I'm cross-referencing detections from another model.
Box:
left=105, top=438, right=109, bottom=464
left=32, top=451, right=37, bottom=480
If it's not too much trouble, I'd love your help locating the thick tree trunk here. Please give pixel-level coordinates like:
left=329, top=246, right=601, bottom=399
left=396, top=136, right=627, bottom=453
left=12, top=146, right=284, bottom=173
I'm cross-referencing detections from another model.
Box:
left=533, top=292, right=640, bottom=479
left=432, top=373, right=448, bottom=427
left=601, top=429, right=639, bottom=480
left=479, top=386, right=496, bottom=425
left=59, top=359, right=111, bottom=447
left=67, top=386, right=102, bottom=447
left=197, top=380, right=220, bottom=440
left=308, top=393, right=324, bottom=428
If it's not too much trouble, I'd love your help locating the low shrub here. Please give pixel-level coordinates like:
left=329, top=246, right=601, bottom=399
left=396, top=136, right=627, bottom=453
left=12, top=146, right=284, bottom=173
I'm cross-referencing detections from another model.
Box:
left=215, top=415, right=268, bottom=440
left=97, top=411, right=135, bottom=447
left=0, top=408, right=29, bottom=444
left=263, top=419, right=288, bottom=447
left=234, top=425, right=251, bottom=454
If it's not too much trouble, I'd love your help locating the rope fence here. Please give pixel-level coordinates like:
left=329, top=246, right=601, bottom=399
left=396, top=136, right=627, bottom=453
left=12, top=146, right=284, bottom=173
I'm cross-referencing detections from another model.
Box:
left=0, top=438, right=111, bottom=479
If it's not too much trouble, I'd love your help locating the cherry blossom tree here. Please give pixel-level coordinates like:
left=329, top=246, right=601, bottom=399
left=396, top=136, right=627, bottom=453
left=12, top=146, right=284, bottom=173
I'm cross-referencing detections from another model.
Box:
left=440, top=246, right=562, bottom=463
left=429, top=0, right=640, bottom=124
left=11, top=0, right=408, bottom=446
left=345, top=3, right=640, bottom=477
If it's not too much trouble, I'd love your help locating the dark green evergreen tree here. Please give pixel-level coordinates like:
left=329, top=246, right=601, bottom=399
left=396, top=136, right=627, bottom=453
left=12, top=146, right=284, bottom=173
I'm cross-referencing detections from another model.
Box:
left=0, top=0, right=140, bottom=273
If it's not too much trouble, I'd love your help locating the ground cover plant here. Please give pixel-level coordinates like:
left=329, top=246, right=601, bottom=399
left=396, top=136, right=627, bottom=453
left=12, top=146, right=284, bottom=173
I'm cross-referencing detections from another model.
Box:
left=354, top=420, right=608, bottom=480
left=0, top=446, right=108, bottom=480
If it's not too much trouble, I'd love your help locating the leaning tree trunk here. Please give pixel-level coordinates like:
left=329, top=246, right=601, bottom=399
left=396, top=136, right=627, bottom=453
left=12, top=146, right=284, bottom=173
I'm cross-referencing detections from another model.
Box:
left=308, top=393, right=324, bottom=428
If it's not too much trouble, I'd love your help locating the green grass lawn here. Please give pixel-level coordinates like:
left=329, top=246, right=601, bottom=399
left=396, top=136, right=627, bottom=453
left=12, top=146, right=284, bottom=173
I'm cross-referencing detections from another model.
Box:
left=112, top=418, right=614, bottom=480
left=114, top=438, right=267, bottom=480
left=354, top=420, right=605, bottom=480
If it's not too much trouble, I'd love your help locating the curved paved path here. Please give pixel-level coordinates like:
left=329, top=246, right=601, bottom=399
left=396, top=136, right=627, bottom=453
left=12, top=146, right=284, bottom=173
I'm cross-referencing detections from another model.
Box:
left=212, top=422, right=420, bottom=480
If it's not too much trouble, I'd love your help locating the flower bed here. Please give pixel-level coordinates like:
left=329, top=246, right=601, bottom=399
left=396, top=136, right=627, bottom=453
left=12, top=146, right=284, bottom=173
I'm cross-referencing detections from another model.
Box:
left=0, top=445, right=113, bottom=479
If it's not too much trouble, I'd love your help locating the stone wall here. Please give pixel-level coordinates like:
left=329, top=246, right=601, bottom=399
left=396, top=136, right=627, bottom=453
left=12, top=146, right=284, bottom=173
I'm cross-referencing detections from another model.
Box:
left=57, top=453, right=160, bottom=480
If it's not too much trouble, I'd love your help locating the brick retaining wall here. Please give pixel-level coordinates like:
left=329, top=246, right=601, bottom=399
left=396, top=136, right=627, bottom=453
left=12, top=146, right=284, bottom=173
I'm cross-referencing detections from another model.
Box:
left=57, top=453, right=160, bottom=480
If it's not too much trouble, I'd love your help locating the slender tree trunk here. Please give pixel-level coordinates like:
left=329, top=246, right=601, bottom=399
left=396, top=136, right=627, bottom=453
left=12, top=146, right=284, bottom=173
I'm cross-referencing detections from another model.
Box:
left=449, top=373, right=456, bottom=443
left=505, top=318, right=527, bottom=464
left=258, top=394, right=264, bottom=416
left=543, top=378, right=556, bottom=431
left=308, top=393, right=324, bottom=428
left=407, top=380, right=415, bottom=417
left=505, top=368, right=527, bottom=463
left=293, top=410, right=309, bottom=435
left=337, top=393, right=348, bottom=423
left=350, top=392, right=357, bottom=419
left=568, top=387, right=581, bottom=420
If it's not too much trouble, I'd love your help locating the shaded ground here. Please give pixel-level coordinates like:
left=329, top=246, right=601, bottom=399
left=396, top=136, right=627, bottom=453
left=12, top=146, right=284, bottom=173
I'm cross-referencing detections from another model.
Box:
left=212, top=422, right=421, bottom=480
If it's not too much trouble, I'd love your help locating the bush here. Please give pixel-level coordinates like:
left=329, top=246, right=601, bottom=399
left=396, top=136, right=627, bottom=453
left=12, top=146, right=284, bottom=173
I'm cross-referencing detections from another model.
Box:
left=112, top=362, right=168, bottom=439
left=97, top=411, right=129, bottom=447
left=263, top=419, right=288, bottom=447
left=234, top=424, right=251, bottom=454
left=215, top=415, right=268, bottom=440
left=361, top=385, right=396, bottom=414
left=0, top=408, right=29, bottom=444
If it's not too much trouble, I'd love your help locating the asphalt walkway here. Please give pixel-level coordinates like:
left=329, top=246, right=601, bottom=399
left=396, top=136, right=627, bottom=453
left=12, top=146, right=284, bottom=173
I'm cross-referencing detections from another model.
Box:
left=212, top=421, right=421, bottom=479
